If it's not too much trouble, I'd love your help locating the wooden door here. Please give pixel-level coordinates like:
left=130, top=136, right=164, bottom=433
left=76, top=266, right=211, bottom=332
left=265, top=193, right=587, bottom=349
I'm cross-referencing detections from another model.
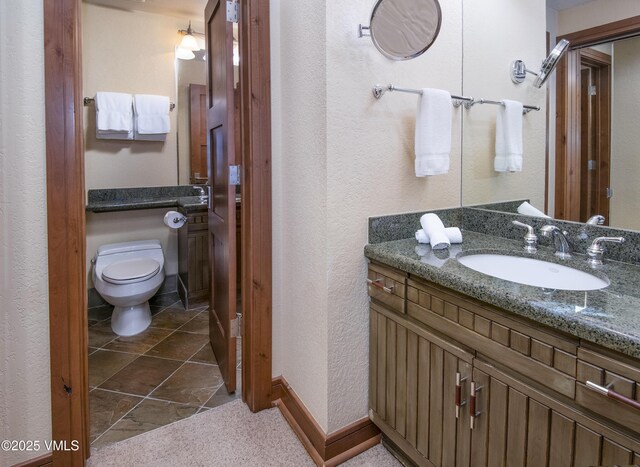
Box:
left=555, top=48, right=611, bottom=223
left=206, top=0, right=237, bottom=393
left=189, top=84, right=208, bottom=184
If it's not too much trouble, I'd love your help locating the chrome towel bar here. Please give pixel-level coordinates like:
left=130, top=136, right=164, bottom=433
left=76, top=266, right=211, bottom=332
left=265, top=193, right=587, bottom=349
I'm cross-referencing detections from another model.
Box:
left=83, top=97, right=175, bottom=111
left=372, top=83, right=540, bottom=114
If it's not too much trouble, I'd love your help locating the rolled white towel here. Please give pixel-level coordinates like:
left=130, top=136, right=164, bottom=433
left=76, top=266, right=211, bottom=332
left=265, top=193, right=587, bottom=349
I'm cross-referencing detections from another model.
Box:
left=420, top=213, right=450, bottom=250
left=415, top=227, right=463, bottom=244
left=517, top=201, right=550, bottom=218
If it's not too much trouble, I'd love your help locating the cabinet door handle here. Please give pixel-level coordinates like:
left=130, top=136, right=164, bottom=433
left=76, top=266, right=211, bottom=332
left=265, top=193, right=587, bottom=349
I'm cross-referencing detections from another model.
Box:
left=586, top=381, right=640, bottom=410
left=470, top=381, right=483, bottom=430
left=455, top=372, right=467, bottom=419
left=367, top=278, right=394, bottom=294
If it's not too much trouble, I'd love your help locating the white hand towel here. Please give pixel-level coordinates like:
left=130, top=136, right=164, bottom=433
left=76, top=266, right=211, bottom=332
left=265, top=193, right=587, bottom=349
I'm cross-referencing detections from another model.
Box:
left=415, top=89, right=452, bottom=177
left=415, top=227, right=463, bottom=244
left=420, top=213, right=450, bottom=250
left=95, top=130, right=134, bottom=141
left=494, top=99, right=524, bottom=172
left=95, top=92, right=134, bottom=140
left=134, top=94, right=171, bottom=139
left=517, top=201, right=551, bottom=218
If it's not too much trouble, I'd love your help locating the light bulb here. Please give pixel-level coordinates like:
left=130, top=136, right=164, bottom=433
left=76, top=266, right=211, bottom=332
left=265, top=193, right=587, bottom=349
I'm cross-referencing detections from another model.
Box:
left=176, top=46, right=195, bottom=60
left=179, top=34, right=200, bottom=51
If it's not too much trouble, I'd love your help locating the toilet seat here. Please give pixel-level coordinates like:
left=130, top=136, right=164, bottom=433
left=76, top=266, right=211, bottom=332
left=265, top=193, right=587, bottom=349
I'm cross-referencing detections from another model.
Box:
left=102, top=258, right=161, bottom=285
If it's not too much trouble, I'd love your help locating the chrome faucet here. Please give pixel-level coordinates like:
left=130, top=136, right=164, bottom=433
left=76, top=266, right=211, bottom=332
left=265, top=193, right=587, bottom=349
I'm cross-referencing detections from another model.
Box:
left=586, top=215, right=606, bottom=225
left=193, top=186, right=206, bottom=197
left=512, top=221, right=538, bottom=253
left=540, top=225, right=573, bottom=259
left=586, top=236, right=625, bottom=266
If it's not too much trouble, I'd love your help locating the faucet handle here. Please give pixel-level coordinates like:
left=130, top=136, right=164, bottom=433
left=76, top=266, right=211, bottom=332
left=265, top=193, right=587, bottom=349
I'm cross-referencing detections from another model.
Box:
left=586, top=236, right=625, bottom=266
left=512, top=221, right=538, bottom=253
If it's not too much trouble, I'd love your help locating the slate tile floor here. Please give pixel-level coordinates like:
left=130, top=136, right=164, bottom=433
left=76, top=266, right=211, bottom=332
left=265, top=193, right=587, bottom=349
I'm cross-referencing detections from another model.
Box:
left=88, top=293, right=242, bottom=449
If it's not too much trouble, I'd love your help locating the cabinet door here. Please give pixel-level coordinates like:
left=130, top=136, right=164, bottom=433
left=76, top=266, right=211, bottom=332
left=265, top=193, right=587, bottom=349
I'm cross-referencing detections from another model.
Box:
left=470, top=365, right=640, bottom=467
left=370, top=304, right=473, bottom=467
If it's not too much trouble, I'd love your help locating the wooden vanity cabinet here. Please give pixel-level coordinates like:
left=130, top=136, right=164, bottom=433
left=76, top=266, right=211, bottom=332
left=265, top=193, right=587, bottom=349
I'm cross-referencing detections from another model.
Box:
left=368, top=261, right=640, bottom=467
left=178, top=212, right=209, bottom=309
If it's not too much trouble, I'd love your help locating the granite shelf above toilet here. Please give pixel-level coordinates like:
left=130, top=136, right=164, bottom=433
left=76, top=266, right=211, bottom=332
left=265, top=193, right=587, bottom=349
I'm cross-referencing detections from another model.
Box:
left=86, top=186, right=208, bottom=213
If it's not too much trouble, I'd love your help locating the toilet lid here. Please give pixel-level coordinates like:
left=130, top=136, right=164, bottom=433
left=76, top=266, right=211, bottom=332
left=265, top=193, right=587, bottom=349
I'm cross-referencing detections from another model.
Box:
left=102, top=258, right=160, bottom=285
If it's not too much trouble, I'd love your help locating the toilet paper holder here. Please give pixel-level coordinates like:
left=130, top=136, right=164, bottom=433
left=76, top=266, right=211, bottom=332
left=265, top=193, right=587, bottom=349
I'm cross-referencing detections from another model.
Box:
left=170, top=215, right=187, bottom=225
left=164, top=210, right=188, bottom=229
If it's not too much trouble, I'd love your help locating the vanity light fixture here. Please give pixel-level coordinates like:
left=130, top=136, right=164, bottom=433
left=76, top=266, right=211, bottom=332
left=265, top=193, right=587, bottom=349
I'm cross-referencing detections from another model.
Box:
left=179, top=21, right=200, bottom=51
left=511, top=39, right=570, bottom=88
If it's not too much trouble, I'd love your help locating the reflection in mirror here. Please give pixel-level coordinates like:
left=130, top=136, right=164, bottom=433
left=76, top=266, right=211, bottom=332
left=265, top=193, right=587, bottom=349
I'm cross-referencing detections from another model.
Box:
left=461, top=0, right=547, bottom=215
left=462, top=2, right=640, bottom=233
left=511, top=39, right=570, bottom=87
left=176, top=52, right=207, bottom=185
left=554, top=34, right=640, bottom=230
left=368, top=0, right=442, bottom=60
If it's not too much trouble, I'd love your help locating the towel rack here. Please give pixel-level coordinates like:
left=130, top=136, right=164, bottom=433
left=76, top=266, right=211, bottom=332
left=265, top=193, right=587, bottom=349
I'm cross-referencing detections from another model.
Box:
left=372, top=84, right=540, bottom=114
left=466, top=98, right=540, bottom=114
left=83, top=97, right=176, bottom=111
left=372, top=84, right=474, bottom=108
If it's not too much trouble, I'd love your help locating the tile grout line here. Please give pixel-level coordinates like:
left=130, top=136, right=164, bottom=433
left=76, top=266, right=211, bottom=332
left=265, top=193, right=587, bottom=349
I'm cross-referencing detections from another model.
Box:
left=90, top=301, right=218, bottom=447
left=92, top=355, right=193, bottom=446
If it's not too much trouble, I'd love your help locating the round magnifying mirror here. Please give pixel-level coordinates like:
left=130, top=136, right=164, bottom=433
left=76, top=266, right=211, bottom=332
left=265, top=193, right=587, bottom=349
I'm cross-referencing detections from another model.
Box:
left=533, top=39, right=570, bottom=88
left=369, top=0, right=442, bottom=61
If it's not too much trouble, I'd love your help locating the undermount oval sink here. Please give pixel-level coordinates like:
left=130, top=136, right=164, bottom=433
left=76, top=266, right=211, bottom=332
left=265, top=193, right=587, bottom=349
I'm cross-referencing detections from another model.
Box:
left=457, top=253, right=610, bottom=291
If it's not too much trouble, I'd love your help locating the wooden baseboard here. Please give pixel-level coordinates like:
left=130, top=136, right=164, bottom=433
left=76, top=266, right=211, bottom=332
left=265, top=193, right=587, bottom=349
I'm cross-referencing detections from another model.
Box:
left=271, top=376, right=381, bottom=466
left=11, top=453, right=53, bottom=467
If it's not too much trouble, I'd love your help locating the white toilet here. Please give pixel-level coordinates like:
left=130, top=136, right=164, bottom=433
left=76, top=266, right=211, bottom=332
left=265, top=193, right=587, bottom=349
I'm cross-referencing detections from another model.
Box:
left=93, top=240, right=165, bottom=336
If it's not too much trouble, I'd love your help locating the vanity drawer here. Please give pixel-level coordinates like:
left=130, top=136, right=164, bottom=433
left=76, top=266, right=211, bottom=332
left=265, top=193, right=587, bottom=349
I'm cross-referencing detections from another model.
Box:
left=367, top=262, right=406, bottom=314
left=406, top=276, right=579, bottom=399
left=576, top=344, right=640, bottom=434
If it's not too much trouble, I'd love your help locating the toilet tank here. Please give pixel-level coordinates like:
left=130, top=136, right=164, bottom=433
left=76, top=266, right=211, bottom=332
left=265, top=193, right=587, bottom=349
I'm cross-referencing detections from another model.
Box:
left=96, top=240, right=162, bottom=257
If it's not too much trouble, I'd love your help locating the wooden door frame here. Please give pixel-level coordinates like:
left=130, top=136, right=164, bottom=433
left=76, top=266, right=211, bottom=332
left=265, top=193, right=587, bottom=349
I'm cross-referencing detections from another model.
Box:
left=43, top=0, right=272, bottom=463
left=554, top=15, right=640, bottom=220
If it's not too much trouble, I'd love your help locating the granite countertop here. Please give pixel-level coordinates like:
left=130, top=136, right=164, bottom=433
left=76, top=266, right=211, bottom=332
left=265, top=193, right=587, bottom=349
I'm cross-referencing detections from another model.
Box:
left=365, top=230, right=640, bottom=359
left=85, top=186, right=240, bottom=213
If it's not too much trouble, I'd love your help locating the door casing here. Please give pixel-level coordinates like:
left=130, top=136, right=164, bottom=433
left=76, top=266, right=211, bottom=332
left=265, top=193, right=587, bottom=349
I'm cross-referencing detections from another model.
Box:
left=43, top=0, right=273, bottom=463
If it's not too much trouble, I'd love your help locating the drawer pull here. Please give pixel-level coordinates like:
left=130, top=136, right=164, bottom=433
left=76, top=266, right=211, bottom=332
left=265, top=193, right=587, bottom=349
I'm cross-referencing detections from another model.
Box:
left=367, top=278, right=394, bottom=294
left=470, top=381, right=483, bottom=430
left=455, top=372, right=467, bottom=419
left=586, top=381, right=640, bottom=411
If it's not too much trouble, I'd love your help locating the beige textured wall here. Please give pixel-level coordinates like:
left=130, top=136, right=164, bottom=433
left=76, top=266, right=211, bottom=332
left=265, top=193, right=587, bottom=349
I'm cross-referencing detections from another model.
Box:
left=83, top=4, right=185, bottom=286
left=558, top=0, right=640, bottom=35
left=272, top=0, right=463, bottom=433
left=271, top=0, right=330, bottom=430
left=610, top=36, right=640, bottom=231
left=0, top=0, right=52, bottom=464
left=462, top=0, right=547, bottom=209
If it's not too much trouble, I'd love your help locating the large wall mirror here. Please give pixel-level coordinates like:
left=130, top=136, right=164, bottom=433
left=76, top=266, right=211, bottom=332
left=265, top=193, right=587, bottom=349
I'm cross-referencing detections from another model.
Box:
left=461, top=0, right=640, bottom=233
left=82, top=0, right=219, bottom=190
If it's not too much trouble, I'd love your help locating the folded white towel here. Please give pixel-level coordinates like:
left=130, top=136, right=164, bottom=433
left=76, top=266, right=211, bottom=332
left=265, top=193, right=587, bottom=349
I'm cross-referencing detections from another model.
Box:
left=95, top=92, right=133, bottom=140
left=134, top=94, right=171, bottom=139
left=494, top=100, right=523, bottom=172
left=517, top=201, right=550, bottom=218
left=415, top=89, right=452, bottom=177
left=420, top=213, right=450, bottom=250
left=95, top=130, right=134, bottom=141
left=415, top=227, right=463, bottom=244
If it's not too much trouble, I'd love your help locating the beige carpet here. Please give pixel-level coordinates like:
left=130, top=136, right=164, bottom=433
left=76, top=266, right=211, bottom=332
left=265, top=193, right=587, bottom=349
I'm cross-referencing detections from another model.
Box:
left=88, top=399, right=401, bottom=466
